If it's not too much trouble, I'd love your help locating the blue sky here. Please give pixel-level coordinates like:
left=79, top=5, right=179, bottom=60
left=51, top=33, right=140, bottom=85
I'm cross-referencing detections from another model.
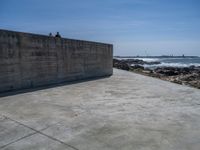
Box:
left=0, top=0, right=200, bottom=56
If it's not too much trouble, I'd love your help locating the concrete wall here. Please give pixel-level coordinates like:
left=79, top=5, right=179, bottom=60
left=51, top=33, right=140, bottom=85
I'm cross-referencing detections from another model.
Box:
left=0, top=29, right=113, bottom=93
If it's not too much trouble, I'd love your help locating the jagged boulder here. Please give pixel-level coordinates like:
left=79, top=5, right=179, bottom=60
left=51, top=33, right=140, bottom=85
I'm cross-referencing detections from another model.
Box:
left=113, top=59, right=130, bottom=71
left=130, top=65, right=144, bottom=70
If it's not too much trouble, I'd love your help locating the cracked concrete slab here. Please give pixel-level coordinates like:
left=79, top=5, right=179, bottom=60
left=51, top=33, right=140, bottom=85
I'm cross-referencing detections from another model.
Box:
left=0, top=69, right=200, bottom=150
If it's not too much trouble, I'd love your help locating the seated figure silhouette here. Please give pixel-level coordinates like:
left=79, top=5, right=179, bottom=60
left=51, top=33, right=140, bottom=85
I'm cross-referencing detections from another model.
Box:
left=49, top=32, right=53, bottom=36
left=55, top=32, right=61, bottom=38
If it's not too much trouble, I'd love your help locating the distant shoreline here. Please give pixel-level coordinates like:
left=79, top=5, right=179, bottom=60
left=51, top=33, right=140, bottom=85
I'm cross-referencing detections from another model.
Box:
left=114, top=56, right=200, bottom=58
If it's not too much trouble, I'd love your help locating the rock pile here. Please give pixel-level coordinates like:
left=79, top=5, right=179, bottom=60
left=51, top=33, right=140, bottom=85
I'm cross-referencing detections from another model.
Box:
left=113, top=59, right=130, bottom=70
left=113, top=58, right=160, bottom=71
left=113, top=59, right=200, bottom=89
left=156, top=66, right=200, bottom=88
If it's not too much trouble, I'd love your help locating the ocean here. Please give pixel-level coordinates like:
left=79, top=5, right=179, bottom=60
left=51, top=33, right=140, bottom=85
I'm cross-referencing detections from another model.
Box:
left=116, top=57, right=200, bottom=68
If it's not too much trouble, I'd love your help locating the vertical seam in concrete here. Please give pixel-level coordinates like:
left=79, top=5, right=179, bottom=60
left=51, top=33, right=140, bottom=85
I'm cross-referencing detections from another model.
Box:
left=1, top=115, right=79, bottom=150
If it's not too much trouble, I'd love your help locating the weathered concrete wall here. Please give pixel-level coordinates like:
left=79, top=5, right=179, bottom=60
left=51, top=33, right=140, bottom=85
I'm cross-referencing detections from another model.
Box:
left=0, top=29, right=113, bottom=93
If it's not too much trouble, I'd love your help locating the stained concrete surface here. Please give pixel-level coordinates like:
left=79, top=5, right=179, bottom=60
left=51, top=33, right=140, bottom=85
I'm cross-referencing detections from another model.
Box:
left=0, top=68, right=200, bottom=150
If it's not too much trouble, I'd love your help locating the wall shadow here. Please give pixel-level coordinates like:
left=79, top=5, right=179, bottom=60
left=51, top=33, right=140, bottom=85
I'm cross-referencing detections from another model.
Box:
left=0, top=75, right=112, bottom=98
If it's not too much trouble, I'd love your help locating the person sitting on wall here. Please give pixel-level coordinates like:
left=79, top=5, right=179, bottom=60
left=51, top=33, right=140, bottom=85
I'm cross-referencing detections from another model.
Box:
left=55, top=32, right=61, bottom=38
left=49, top=32, right=53, bottom=36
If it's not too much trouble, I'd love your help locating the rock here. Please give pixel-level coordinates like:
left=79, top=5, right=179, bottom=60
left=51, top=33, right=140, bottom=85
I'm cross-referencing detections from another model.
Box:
left=180, top=67, right=191, bottom=74
left=113, top=59, right=130, bottom=71
left=145, top=61, right=161, bottom=65
left=125, top=59, right=144, bottom=65
left=130, top=65, right=144, bottom=70
left=189, top=65, right=195, bottom=70
left=113, top=58, right=200, bottom=89
left=155, top=68, right=178, bottom=76
left=114, top=58, right=161, bottom=66
left=188, top=81, right=200, bottom=89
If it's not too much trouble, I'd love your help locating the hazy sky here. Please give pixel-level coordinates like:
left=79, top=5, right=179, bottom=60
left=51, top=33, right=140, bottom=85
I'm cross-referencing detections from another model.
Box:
left=0, top=0, right=200, bottom=56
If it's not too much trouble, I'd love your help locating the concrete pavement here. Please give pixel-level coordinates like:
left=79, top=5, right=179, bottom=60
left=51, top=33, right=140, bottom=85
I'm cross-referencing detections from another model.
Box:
left=0, top=69, right=200, bottom=150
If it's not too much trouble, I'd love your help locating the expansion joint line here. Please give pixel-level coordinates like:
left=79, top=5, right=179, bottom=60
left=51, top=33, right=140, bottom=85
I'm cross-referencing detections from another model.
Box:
left=0, top=132, right=37, bottom=149
left=0, top=115, right=79, bottom=150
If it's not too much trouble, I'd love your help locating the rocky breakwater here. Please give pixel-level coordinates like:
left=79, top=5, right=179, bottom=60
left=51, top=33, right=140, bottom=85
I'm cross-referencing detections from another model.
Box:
left=113, top=58, right=160, bottom=70
left=154, top=66, right=200, bottom=88
left=113, top=58, right=200, bottom=89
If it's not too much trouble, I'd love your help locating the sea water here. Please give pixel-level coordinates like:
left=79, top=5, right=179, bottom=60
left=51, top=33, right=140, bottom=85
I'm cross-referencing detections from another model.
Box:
left=141, top=57, right=200, bottom=68
left=117, top=57, right=200, bottom=68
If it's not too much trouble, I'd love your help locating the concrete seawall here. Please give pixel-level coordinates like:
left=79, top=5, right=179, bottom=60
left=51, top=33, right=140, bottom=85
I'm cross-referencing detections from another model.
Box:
left=0, top=29, right=113, bottom=93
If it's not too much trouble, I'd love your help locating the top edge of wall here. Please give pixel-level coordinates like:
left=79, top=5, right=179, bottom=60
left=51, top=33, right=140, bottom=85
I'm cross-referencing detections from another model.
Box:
left=0, top=28, right=113, bottom=46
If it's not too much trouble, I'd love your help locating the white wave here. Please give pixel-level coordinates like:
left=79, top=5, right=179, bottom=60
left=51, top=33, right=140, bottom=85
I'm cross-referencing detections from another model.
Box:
left=144, top=62, right=200, bottom=68
left=113, top=57, right=128, bottom=60
left=136, top=58, right=160, bottom=62
left=114, top=57, right=159, bottom=62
